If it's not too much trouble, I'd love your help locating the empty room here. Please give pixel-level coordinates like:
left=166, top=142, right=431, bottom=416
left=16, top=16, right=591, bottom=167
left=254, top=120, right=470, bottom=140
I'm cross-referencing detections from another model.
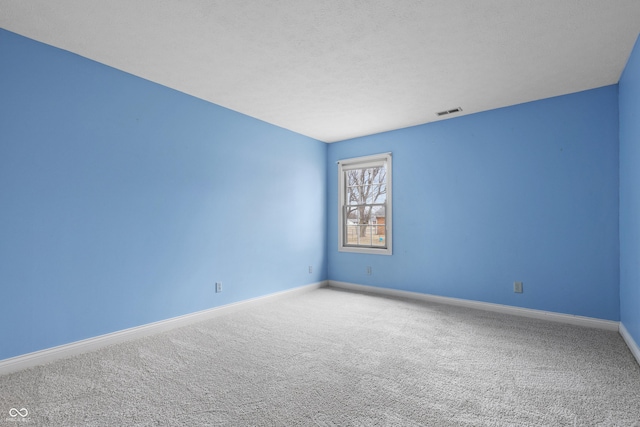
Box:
left=1, top=1, right=640, bottom=425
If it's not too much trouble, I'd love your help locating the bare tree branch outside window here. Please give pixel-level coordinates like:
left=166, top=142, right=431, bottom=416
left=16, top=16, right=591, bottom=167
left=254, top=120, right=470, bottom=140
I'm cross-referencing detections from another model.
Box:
left=345, top=167, right=387, bottom=240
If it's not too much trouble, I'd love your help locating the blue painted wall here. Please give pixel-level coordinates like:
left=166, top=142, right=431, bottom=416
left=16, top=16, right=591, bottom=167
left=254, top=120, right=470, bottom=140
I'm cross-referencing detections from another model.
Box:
left=620, top=35, right=640, bottom=346
left=328, top=86, right=620, bottom=320
left=0, top=27, right=630, bottom=362
left=0, top=29, right=327, bottom=360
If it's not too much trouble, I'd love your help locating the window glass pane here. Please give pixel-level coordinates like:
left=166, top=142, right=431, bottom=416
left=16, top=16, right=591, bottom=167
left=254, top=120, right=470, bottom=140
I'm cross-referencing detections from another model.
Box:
left=343, top=167, right=388, bottom=247
left=343, top=223, right=387, bottom=248
left=372, top=228, right=386, bottom=247
left=366, top=184, right=386, bottom=204
left=361, top=225, right=370, bottom=246
left=346, top=166, right=387, bottom=206
left=372, top=206, right=386, bottom=246
left=346, top=224, right=358, bottom=245
left=346, top=207, right=358, bottom=222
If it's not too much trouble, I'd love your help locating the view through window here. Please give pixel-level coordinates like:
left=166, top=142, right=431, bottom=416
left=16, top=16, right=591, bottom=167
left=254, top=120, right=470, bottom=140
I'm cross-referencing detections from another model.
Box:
left=338, top=153, right=392, bottom=255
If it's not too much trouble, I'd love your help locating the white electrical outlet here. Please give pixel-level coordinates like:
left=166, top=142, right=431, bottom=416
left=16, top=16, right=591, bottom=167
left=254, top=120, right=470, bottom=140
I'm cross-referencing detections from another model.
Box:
left=308, top=266, right=313, bottom=274
left=215, top=282, right=222, bottom=293
left=514, top=281, right=523, bottom=293
left=366, top=266, right=372, bottom=275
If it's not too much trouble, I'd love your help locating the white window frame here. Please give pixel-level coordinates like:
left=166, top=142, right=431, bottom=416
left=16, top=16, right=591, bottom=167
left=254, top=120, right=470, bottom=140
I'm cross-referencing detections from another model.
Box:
left=338, top=152, right=392, bottom=255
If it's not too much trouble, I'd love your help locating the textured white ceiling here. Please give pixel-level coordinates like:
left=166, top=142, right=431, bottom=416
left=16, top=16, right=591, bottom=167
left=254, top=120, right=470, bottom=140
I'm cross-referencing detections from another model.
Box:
left=1, top=1, right=639, bottom=142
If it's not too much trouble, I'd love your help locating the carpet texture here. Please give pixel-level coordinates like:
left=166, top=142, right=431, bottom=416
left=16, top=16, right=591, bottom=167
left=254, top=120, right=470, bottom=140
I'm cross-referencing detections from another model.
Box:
left=1, top=287, right=639, bottom=426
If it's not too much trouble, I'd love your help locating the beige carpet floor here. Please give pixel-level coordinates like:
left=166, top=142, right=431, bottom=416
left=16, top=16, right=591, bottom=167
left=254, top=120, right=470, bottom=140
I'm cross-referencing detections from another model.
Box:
left=1, top=287, right=639, bottom=426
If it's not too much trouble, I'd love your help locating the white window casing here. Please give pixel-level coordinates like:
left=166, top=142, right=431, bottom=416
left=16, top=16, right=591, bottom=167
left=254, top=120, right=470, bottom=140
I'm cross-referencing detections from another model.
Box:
left=337, top=152, right=392, bottom=255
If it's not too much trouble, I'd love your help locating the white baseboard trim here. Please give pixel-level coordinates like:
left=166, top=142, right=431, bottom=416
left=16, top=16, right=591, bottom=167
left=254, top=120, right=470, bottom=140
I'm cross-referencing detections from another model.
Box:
left=328, top=280, right=620, bottom=331
left=619, top=323, right=640, bottom=366
left=0, top=281, right=327, bottom=376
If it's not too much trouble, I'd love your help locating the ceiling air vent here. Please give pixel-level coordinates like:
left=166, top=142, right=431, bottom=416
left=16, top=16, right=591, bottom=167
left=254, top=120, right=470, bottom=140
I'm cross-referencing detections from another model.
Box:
left=436, top=107, right=462, bottom=117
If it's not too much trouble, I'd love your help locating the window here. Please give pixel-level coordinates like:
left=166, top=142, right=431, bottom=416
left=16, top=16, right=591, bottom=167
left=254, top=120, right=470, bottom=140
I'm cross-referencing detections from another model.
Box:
left=338, top=153, right=392, bottom=255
